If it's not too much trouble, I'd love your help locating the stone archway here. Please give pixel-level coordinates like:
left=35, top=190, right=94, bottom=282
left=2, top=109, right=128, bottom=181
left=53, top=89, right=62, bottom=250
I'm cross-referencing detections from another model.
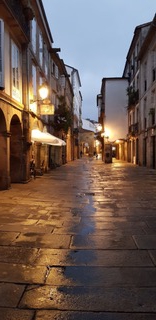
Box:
left=10, top=115, right=23, bottom=183
left=0, top=109, right=8, bottom=190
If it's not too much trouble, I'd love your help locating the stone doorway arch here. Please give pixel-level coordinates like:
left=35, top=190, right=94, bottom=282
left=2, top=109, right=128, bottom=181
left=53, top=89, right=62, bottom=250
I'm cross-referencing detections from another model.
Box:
left=0, top=109, right=8, bottom=190
left=10, top=115, right=23, bottom=183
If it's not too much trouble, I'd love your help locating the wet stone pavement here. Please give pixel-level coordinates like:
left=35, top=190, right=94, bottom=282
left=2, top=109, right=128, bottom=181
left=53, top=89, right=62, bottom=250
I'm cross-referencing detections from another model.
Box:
left=0, top=158, right=156, bottom=319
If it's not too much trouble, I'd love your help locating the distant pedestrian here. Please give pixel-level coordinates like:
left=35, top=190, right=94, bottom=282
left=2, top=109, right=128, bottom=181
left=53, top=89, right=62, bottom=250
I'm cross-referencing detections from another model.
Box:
left=80, top=151, right=83, bottom=158
left=94, top=151, right=98, bottom=159
left=30, top=157, right=36, bottom=178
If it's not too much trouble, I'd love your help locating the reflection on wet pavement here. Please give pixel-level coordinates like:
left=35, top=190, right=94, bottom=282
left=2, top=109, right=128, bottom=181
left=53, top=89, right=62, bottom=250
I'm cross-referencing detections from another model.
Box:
left=0, top=158, right=156, bottom=319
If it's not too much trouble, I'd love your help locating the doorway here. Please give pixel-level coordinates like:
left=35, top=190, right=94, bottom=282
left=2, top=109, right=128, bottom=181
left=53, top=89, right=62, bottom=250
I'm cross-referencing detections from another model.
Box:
left=10, top=115, right=23, bottom=182
left=151, top=136, right=156, bottom=169
left=143, top=138, right=147, bottom=166
left=0, top=109, right=7, bottom=189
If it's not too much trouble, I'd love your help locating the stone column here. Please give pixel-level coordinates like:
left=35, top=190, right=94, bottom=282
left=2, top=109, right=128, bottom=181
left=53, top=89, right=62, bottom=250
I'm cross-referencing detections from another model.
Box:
left=0, top=131, right=11, bottom=190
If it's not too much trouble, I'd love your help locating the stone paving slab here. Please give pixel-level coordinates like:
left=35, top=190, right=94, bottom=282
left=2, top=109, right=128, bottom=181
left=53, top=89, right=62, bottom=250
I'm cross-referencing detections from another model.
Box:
left=143, top=226, right=156, bottom=234
left=0, top=218, right=38, bottom=225
left=133, top=235, right=156, bottom=249
left=12, top=233, right=71, bottom=248
left=149, top=250, right=156, bottom=265
left=46, top=266, right=156, bottom=287
left=53, top=226, right=146, bottom=235
left=85, top=221, right=147, bottom=229
left=75, top=209, right=116, bottom=216
left=81, top=216, right=147, bottom=222
left=146, top=221, right=156, bottom=228
left=0, top=262, right=46, bottom=284
left=0, top=231, right=19, bottom=245
left=35, top=310, right=156, bottom=320
left=0, top=308, right=34, bottom=320
left=70, top=235, right=137, bottom=249
left=19, top=285, right=156, bottom=312
left=37, top=218, right=65, bottom=227
left=0, top=224, right=53, bottom=233
left=98, top=209, right=156, bottom=217
left=0, top=283, right=25, bottom=307
left=0, top=246, right=38, bottom=264
left=33, top=248, right=154, bottom=266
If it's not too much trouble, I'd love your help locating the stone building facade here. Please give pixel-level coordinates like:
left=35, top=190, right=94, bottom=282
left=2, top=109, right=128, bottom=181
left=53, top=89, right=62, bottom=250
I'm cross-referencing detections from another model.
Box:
left=123, top=14, right=156, bottom=168
left=0, top=0, right=80, bottom=190
left=97, top=77, right=128, bottom=162
left=65, top=65, right=82, bottom=159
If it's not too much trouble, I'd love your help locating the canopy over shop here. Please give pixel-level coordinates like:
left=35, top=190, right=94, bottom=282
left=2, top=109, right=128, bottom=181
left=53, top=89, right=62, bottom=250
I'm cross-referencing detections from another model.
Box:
left=31, top=129, right=66, bottom=146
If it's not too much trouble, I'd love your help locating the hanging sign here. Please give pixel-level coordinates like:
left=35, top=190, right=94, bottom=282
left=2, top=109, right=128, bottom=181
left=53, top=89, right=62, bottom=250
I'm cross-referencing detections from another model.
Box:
left=40, top=104, right=55, bottom=115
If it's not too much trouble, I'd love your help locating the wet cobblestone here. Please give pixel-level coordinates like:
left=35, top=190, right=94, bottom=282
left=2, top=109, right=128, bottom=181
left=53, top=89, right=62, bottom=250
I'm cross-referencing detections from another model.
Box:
left=0, top=158, right=156, bottom=319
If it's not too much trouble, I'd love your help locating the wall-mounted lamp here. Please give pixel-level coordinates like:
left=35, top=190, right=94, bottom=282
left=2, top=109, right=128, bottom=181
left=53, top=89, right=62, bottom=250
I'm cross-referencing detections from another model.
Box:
left=30, top=83, right=49, bottom=104
left=101, top=128, right=111, bottom=142
left=38, top=83, right=49, bottom=100
left=96, top=123, right=102, bottom=132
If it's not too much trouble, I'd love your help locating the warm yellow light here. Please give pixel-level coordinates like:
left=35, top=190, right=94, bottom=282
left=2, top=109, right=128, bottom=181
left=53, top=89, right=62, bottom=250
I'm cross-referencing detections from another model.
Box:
left=115, top=139, right=120, bottom=144
left=101, top=128, right=111, bottom=138
left=104, top=128, right=110, bottom=138
left=95, top=140, right=100, bottom=146
left=39, top=83, right=49, bottom=100
left=96, top=124, right=102, bottom=132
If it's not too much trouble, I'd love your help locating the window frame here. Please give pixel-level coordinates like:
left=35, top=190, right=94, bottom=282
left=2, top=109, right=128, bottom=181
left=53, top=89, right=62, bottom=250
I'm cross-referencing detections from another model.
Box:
left=11, top=40, right=21, bottom=102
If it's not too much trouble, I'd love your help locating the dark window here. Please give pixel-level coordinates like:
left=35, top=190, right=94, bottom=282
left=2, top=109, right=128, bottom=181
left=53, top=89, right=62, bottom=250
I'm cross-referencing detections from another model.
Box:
left=153, top=68, right=156, bottom=82
left=151, top=111, right=155, bottom=126
left=144, top=80, right=147, bottom=91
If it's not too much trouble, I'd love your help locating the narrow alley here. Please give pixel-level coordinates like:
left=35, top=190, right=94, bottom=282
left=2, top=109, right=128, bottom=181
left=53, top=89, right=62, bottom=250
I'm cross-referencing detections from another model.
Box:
left=0, top=157, right=156, bottom=319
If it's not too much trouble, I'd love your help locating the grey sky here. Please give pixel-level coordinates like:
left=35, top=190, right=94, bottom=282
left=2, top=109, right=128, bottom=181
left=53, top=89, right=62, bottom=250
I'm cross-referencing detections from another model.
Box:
left=42, top=0, right=156, bottom=121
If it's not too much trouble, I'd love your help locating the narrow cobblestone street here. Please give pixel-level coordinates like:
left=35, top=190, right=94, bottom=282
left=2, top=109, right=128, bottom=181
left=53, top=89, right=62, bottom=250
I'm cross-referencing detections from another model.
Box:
left=0, top=157, right=156, bottom=319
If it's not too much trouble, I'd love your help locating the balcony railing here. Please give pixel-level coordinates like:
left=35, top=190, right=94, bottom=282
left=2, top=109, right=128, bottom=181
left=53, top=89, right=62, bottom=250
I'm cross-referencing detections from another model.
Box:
left=127, top=87, right=139, bottom=109
left=4, top=0, right=33, bottom=38
left=129, top=123, right=139, bottom=136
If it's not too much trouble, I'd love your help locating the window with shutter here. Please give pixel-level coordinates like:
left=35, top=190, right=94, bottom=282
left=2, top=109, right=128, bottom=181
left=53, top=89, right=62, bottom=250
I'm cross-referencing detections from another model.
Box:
left=11, top=40, right=21, bottom=102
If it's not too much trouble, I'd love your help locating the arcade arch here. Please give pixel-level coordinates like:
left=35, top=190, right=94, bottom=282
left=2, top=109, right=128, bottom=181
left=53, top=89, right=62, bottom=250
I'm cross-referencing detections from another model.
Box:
left=0, top=109, right=8, bottom=190
left=10, top=114, right=23, bottom=183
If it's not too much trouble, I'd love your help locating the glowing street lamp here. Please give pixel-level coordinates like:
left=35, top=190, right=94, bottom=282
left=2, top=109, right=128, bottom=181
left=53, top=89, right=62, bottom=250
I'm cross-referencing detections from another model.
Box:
left=30, top=83, right=49, bottom=104
left=38, top=83, right=49, bottom=100
left=96, top=123, right=103, bottom=132
left=101, top=128, right=111, bottom=141
left=104, top=128, right=110, bottom=141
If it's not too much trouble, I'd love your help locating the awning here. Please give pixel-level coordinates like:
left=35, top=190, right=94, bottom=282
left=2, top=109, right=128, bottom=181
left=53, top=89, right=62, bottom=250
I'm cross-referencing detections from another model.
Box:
left=31, top=129, right=66, bottom=146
